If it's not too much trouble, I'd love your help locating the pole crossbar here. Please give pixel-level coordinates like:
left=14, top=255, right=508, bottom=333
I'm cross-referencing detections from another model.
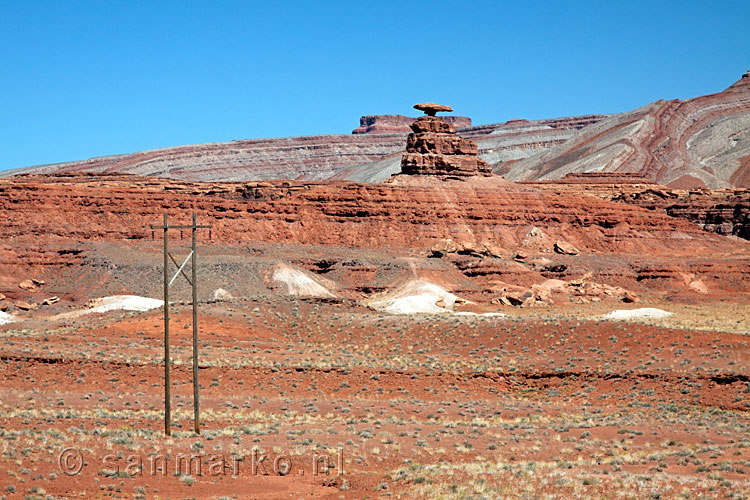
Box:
left=167, top=252, right=193, bottom=286
left=156, top=213, right=212, bottom=437
left=168, top=250, right=194, bottom=288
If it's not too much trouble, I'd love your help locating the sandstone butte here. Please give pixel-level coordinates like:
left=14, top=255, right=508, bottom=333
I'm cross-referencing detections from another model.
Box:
left=400, top=103, right=493, bottom=177
left=351, top=114, right=472, bottom=134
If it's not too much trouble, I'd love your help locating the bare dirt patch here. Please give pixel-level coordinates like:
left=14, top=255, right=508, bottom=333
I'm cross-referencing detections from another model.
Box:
left=2, top=298, right=748, bottom=498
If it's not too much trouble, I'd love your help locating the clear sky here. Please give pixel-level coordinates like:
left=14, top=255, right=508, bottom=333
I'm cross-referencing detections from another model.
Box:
left=1, top=0, right=748, bottom=171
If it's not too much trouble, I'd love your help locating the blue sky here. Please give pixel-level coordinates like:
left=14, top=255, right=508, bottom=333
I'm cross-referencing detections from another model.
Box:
left=1, top=0, right=748, bottom=171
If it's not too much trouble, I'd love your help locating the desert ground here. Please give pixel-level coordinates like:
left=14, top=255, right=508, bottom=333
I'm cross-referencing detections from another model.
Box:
left=1, top=233, right=749, bottom=499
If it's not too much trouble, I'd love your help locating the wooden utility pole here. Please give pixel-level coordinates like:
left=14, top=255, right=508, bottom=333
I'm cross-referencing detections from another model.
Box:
left=163, top=213, right=171, bottom=436
left=151, top=212, right=212, bottom=436
left=191, top=212, right=200, bottom=435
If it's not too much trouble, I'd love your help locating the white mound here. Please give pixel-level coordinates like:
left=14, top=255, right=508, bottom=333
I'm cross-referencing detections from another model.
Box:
left=271, top=264, right=336, bottom=298
left=0, top=311, right=15, bottom=325
left=86, top=295, right=164, bottom=314
left=368, top=280, right=467, bottom=315
left=52, top=295, right=164, bottom=321
left=601, top=308, right=673, bottom=320
left=213, top=288, right=233, bottom=301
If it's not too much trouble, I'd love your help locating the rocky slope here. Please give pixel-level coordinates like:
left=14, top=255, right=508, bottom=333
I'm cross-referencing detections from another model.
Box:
left=621, top=188, right=750, bottom=239
left=1, top=116, right=604, bottom=183
left=524, top=173, right=750, bottom=240
left=502, top=72, right=750, bottom=188
left=331, top=115, right=605, bottom=182
left=3, top=75, right=747, bottom=188
left=1, top=172, right=734, bottom=254
left=2, top=172, right=748, bottom=308
left=0, top=135, right=409, bottom=182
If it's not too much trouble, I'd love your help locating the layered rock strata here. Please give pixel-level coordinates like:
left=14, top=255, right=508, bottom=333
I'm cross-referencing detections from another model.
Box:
left=6, top=73, right=746, bottom=185
left=523, top=173, right=750, bottom=239
left=400, top=104, right=492, bottom=177
left=352, top=114, right=472, bottom=134
left=2, top=173, right=749, bottom=303
left=2, top=114, right=606, bottom=183
left=503, top=71, right=750, bottom=188
left=1, top=173, right=742, bottom=256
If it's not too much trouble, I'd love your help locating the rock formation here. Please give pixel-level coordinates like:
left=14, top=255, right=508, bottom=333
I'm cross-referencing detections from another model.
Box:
left=726, top=69, right=750, bottom=92
left=413, top=102, right=454, bottom=116
left=3, top=73, right=746, bottom=187
left=2, top=115, right=604, bottom=183
left=2, top=172, right=750, bottom=306
left=352, top=114, right=471, bottom=134
left=1, top=172, right=743, bottom=257
left=523, top=172, right=750, bottom=240
left=400, top=103, right=493, bottom=177
left=502, top=71, right=750, bottom=189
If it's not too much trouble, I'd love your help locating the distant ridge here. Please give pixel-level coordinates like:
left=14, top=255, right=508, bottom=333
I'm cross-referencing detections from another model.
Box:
left=1, top=115, right=603, bottom=183
left=4, top=73, right=748, bottom=188
left=500, top=72, right=750, bottom=189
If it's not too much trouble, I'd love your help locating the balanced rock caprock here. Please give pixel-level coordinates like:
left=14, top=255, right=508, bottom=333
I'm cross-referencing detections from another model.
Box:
left=400, top=103, right=492, bottom=177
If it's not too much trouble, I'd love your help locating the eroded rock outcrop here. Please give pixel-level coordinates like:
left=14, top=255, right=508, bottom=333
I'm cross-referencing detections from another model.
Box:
left=13, top=73, right=748, bottom=186
left=2, top=172, right=745, bottom=260
left=400, top=103, right=492, bottom=177
left=503, top=72, right=750, bottom=188
left=524, top=173, right=750, bottom=240
left=352, top=114, right=471, bottom=134
left=4, top=115, right=605, bottom=183
left=2, top=173, right=749, bottom=305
